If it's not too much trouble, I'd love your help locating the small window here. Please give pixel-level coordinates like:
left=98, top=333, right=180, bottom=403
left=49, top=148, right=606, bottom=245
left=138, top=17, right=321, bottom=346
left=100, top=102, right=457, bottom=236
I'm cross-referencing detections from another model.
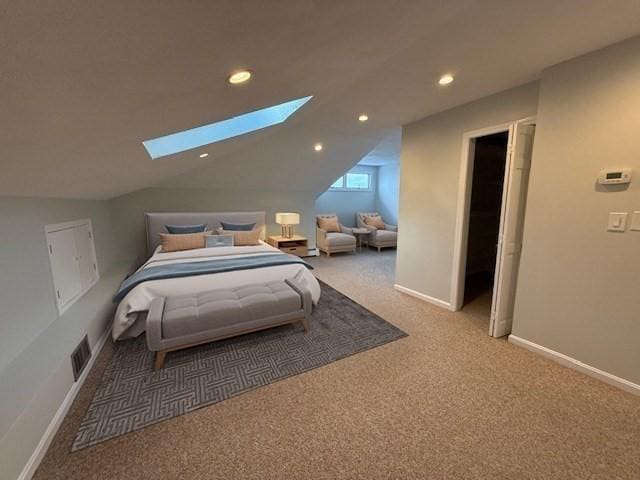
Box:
left=345, top=173, right=370, bottom=189
left=46, top=219, right=99, bottom=315
left=329, top=172, right=372, bottom=191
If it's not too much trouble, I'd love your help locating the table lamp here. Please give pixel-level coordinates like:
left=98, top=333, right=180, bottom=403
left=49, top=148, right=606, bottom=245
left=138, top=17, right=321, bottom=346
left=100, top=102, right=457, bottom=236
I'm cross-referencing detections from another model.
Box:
left=275, top=212, right=300, bottom=238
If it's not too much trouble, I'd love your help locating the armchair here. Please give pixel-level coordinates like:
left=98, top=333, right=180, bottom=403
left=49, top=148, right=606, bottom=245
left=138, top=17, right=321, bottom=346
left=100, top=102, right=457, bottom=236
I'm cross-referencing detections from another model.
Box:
left=316, top=214, right=357, bottom=256
left=356, top=212, right=398, bottom=252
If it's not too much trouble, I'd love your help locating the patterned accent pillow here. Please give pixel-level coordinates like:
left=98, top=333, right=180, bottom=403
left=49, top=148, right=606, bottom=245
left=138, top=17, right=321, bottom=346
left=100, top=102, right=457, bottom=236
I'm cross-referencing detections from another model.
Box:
left=220, top=222, right=256, bottom=231
left=159, top=231, right=210, bottom=252
left=221, top=229, right=261, bottom=246
left=364, top=215, right=385, bottom=229
left=165, top=224, right=207, bottom=234
left=318, top=216, right=341, bottom=233
left=205, top=234, right=234, bottom=248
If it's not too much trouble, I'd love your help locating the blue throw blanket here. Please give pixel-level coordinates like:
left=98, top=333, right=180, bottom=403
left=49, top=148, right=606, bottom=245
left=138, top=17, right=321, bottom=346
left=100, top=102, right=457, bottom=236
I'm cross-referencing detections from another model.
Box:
left=113, top=253, right=313, bottom=303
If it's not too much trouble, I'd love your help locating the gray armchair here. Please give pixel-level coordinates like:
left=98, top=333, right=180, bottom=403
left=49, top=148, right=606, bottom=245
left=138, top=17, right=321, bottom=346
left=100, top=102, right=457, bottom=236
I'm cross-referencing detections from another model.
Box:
left=316, top=214, right=357, bottom=256
left=356, top=212, right=398, bottom=251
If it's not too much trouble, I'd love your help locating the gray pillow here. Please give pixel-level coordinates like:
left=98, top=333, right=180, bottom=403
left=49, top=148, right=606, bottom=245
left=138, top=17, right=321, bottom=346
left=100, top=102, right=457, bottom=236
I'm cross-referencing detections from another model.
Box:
left=220, top=221, right=256, bottom=231
left=205, top=234, right=234, bottom=248
left=165, top=224, right=207, bottom=234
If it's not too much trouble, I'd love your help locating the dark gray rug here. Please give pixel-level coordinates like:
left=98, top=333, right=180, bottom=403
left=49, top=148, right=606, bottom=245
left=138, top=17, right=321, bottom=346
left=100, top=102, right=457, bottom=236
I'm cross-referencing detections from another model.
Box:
left=72, top=281, right=407, bottom=451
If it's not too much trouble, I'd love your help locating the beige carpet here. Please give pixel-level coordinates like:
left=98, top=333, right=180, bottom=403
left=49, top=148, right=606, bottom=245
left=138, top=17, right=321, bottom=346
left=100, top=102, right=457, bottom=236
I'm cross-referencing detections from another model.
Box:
left=35, top=249, right=640, bottom=480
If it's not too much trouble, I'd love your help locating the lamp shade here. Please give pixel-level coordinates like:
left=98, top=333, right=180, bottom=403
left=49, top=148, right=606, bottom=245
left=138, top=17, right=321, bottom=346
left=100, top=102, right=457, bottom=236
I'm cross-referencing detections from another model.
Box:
left=275, top=212, right=300, bottom=225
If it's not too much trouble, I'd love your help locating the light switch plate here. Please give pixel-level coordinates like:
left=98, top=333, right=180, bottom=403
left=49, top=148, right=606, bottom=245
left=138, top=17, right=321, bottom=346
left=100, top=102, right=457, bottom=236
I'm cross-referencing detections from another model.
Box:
left=607, top=212, right=628, bottom=232
left=630, top=211, right=640, bottom=232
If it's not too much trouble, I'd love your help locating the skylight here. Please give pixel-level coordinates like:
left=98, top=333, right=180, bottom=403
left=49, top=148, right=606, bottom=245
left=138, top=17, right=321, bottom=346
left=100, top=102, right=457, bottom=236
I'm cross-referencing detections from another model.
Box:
left=143, top=95, right=312, bottom=159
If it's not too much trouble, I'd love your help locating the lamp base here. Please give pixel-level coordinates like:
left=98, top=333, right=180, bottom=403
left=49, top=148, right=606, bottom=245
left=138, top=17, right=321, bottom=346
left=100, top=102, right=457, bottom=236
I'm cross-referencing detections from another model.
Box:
left=281, top=225, right=294, bottom=238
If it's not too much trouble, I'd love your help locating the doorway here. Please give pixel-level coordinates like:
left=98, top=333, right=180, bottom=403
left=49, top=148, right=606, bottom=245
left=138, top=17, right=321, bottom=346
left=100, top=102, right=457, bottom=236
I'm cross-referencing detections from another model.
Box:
left=451, top=119, right=536, bottom=337
left=463, top=132, right=509, bottom=318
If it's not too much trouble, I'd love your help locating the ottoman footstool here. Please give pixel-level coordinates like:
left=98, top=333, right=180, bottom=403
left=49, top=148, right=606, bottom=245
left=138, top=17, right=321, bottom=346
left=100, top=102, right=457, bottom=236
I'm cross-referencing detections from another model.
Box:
left=146, top=277, right=312, bottom=369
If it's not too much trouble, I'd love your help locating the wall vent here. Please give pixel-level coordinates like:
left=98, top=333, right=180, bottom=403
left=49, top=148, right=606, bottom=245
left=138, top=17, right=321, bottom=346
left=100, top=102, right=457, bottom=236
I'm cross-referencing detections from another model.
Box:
left=71, top=335, right=91, bottom=381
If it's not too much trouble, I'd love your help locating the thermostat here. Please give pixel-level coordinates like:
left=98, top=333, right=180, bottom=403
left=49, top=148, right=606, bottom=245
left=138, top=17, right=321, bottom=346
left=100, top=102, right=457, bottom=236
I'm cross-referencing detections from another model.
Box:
left=597, top=169, right=632, bottom=185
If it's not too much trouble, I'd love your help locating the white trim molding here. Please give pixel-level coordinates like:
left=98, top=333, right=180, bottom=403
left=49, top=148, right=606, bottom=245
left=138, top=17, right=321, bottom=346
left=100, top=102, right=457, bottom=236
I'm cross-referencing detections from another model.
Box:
left=394, top=284, right=453, bottom=311
left=508, top=335, right=640, bottom=396
left=18, top=328, right=111, bottom=480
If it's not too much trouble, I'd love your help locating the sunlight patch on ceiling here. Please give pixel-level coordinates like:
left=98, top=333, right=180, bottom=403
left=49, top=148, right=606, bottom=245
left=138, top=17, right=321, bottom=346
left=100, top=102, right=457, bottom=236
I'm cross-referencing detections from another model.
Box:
left=143, top=96, right=312, bottom=159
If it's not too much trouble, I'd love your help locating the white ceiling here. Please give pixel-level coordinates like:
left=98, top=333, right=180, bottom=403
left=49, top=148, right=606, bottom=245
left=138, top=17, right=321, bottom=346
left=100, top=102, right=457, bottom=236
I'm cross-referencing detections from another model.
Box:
left=2, top=1, right=640, bottom=199
left=358, top=130, right=401, bottom=167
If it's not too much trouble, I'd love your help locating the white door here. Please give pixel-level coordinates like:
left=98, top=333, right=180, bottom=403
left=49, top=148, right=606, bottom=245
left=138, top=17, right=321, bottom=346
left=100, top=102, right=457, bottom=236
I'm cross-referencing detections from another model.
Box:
left=48, top=228, right=82, bottom=309
left=74, top=224, right=98, bottom=289
left=489, top=122, right=536, bottom=337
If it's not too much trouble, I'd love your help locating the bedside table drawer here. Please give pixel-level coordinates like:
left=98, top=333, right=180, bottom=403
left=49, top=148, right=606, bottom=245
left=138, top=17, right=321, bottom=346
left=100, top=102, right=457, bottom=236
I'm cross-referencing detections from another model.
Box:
left=267, top=235, right=308, bottom=257
left=281, top=246, right=308, bottom=256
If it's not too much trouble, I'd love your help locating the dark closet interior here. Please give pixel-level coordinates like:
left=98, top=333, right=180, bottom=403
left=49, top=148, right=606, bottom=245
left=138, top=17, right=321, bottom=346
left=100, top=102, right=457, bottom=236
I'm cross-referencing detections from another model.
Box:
left=463, top=131, right=509, bottom=308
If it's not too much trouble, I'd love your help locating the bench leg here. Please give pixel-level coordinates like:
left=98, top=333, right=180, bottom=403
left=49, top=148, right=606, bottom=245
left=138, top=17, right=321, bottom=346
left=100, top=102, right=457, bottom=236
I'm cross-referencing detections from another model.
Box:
left=154, top=350, right=167, bottom=370
left=300, top=317, right=310, bottom=333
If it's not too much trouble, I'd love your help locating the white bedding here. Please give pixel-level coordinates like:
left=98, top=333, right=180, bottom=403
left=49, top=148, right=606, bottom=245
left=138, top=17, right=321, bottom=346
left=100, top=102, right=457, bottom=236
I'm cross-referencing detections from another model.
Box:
left=112, top=242, right=320, bottom=340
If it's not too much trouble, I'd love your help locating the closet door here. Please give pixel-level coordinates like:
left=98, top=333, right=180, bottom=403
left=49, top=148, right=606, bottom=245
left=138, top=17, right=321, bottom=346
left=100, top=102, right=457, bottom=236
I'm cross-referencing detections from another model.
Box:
left=74, top=223, right=98, bottom=290
left=47, top=219, right=100, bottom=314
left=48, top=228, right=82, bottom=309
left=489, top=122, right=536, bottom=338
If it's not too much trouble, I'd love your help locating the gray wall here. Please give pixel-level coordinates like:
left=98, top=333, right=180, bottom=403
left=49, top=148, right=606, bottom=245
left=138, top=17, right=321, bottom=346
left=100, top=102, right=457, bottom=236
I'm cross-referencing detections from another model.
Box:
left=0, top=196, right=130, bottom=479
left=396, top=82, right=540, bottom=302
left=375, top=163, right=400, bottom=225
left=109, top=187, right=317, bottom=263
left=314, top=165, right=378, bottom=227
left=512, top=38, right=640, bottom=384
left=397, top=36, right=640, bottom=386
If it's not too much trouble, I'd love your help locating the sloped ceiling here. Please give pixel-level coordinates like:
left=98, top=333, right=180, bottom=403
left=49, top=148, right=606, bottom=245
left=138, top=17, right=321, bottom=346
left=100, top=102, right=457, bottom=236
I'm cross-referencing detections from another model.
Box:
left=2, top=0, right=640, bottom=199
left=358, top=130, right=401, bottom=167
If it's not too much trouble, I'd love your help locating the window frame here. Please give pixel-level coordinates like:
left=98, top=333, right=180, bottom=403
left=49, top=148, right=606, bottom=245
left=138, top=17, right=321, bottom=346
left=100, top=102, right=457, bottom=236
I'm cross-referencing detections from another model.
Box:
left=329, top=172, right=373, bottom=192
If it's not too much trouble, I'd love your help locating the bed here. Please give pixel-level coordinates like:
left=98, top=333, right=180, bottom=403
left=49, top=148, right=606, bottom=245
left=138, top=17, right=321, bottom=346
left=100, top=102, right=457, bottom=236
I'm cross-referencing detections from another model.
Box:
left=112, top=211, right=321, bottom=340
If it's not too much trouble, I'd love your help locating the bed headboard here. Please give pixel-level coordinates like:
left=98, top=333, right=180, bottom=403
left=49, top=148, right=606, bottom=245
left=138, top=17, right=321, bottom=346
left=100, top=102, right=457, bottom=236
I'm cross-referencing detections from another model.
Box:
left=144, top=211, right=267, bottom=256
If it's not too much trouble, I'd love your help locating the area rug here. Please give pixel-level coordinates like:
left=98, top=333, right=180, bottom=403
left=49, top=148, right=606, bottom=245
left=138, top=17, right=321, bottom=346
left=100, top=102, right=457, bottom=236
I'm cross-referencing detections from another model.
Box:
left=72, top=281, right=407, bottom=451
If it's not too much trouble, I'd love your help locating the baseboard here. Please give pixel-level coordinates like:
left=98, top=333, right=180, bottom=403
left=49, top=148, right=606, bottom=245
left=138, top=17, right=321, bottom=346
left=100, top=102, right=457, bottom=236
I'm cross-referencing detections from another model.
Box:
left=393, top=284, right=453, bottom=311
left=305, top=248, right=320, bottom=257
left=508, top=335, right=640, bottom=396
left=18, top=328, right=111, bottom=480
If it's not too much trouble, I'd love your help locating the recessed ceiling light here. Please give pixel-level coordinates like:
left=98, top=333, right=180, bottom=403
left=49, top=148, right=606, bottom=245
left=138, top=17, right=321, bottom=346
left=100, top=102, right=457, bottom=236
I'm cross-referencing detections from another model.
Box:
left=228, top=70, right=252, bottom=84
left=358, top=114, right=369, bottom=122
left=199, top=153, right=209, bottom=158
left=438, top=73, right=454, bottom=86
left=314, top=143, right=323, bottom=151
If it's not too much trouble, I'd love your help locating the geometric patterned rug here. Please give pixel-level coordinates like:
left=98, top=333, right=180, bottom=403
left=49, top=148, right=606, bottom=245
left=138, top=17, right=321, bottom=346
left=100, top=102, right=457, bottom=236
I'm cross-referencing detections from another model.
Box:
left=72, top=281, right=407, bottom=451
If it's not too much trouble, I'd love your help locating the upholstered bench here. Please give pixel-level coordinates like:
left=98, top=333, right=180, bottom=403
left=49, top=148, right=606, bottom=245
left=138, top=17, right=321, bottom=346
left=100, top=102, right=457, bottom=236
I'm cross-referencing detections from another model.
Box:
left=146, top=278, right=312, bottom=369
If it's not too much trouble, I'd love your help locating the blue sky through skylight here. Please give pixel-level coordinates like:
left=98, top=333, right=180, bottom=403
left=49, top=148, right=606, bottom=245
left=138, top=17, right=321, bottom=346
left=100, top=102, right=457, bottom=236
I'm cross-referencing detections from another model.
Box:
left=143, top=96, right=312, bottom=159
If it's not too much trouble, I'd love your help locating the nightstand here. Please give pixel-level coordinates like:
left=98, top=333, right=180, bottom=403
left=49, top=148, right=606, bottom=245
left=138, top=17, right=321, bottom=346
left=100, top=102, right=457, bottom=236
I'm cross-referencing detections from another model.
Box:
left=267, top=235, right=309, bottom=257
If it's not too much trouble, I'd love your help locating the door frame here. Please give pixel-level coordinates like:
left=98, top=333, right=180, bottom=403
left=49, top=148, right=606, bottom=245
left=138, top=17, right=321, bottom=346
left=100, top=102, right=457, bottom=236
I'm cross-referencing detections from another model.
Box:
left=450, top=116, right=535, bottom=313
